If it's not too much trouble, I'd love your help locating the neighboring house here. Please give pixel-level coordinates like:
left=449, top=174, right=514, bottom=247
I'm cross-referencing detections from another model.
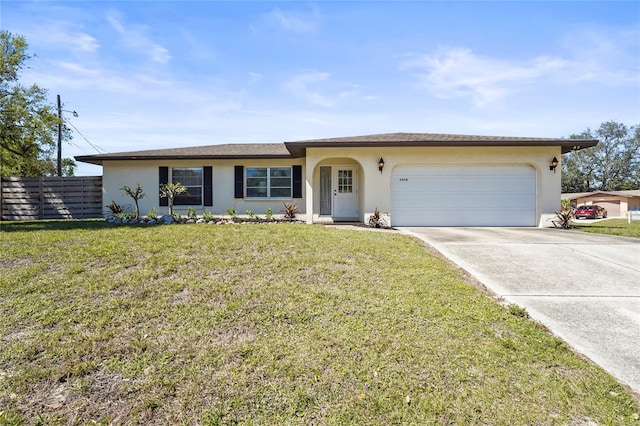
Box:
left=562, top=190, right=640, bottom=217
left=75, top=132, right=597, bottom=227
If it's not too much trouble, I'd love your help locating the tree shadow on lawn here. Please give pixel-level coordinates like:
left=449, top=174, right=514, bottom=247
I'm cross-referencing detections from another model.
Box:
left=0, top=219, right=113, bottom=233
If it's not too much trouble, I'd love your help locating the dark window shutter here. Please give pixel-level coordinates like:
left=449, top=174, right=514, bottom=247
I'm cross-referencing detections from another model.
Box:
left=203, top=166, right=213, bottom=206
left=292, top=165, right=302, bottom=198
left=159, top=167, right=169, bottom=206
left=234, top=166, right=244, bottom=198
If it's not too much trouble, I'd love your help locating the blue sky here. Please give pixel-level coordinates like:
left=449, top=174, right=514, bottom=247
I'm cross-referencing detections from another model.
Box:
left=2, top=1, right=639, bottom=176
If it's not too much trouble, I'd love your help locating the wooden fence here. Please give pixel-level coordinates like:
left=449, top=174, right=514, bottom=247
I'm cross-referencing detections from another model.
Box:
left=1, top=176, right=103, bottom=220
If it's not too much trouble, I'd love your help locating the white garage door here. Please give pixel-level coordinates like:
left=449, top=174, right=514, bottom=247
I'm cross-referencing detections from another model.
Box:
left=391, top=165, right=537, bottom=227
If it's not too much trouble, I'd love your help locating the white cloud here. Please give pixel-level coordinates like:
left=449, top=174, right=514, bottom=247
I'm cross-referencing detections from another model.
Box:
left=267, top=8, right=317, bottom=33
left=248, top=72, right=263, bottom=84
left=24, top=20, right=100, bottom=53
left=180, top=29, right=215, bottom=61
left=283, top=71, right=364, bottom=107
left=401, top=26, right=640, bottom=108
left=285, top=71, right=335, bottom=107
left=24, top=56, right=247, bottom=118
left=25, top=60, right=137, bottom=93
left=106, top=11, right=171, bottom=63
left=401, top=47, right=569, bottom=107
left=560, top=27, right=640, bottom=84
left=75, top=33, right=100, bottom=52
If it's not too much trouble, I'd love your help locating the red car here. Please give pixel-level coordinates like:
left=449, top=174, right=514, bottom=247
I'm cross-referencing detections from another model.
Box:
left=574, top=205, right=607, bottom=219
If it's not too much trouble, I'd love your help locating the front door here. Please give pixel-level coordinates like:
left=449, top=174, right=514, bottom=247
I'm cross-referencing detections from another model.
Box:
left=333, top=167, right=358, bottom=219
left=319, top=166, right=358, bottom=219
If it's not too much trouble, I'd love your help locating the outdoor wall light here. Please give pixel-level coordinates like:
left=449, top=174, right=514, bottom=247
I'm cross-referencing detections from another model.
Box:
left=550, top=157, right=559, bottom=173
left=378, top=158, right=385, bottom=173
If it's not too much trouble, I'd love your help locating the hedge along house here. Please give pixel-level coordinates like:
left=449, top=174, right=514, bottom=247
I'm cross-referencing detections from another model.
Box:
left=75, top=132, right=598, bottom=227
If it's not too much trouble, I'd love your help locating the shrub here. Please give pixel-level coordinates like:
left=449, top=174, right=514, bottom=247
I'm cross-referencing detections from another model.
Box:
left=264, top=208, right=273, bottom=221
left=507, top=304, right=528, bottom=318
left=554, top=209, right=574, bottom=229
left=368, top=208, right=382, bottom=228
left=225, top=208, right=238, bottom=220
left=368, top=208, right=390, bottom=228
left=202, top=211, right=214, bottom=222
left=106, top=200, right=123, bottom=216
left=187, top=207, right=197, bottom=219
left=147, top=207, right=158, bottom=219
left=282, top=203, right=298, bottom=219
left=115, top=210, right=137, bottom=221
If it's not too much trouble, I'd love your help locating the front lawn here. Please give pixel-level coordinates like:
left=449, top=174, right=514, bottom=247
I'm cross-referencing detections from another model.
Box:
left=1, top=221, right=638, bottom=424
left=572, top=218, right=640, bottom=239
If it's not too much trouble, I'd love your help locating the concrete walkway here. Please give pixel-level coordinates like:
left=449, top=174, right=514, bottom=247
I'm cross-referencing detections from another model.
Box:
left=400, top=227, right=640, bottom=394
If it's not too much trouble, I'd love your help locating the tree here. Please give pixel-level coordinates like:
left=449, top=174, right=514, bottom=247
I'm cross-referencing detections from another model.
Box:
left=121, top=182, right=146, bottom=220
left=562, top=121, right=640, bottom=192
left=0, top=31, right=76, bottom=177
left=159, top=182, right=187, bottom=217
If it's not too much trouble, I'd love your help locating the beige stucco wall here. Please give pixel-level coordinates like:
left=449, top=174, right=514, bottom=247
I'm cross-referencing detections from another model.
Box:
left=101, top=145, right=562, bottom=226
left=304, top=146, right=562, bottom=227
left=102, top=159, right=306, bottom=218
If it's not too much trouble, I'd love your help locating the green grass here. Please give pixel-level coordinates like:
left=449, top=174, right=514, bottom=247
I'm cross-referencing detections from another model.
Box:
left=1, top=220, right=639, bottom=425
left=572, top=218, right=640, bottom=238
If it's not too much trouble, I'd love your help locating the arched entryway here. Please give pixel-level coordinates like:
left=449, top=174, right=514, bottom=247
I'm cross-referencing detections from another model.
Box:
left=312, top=158, right=363, bottom=222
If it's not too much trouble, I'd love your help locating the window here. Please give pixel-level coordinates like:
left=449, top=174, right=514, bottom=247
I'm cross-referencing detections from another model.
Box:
left=172, top=167, right=203, bottom=205
left=246, top=167, right=292, bottom=198
left=338, top=169, right=353, bottom=193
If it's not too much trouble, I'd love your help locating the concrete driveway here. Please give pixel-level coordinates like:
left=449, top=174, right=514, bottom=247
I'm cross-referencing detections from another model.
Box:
left=400, top=227, right=640, bottom=394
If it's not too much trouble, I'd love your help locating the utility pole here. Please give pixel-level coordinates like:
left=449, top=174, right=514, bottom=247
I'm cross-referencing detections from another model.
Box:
left=57, top=94, right=62, bottom=177
left=56, top=95, right=78, bottom=177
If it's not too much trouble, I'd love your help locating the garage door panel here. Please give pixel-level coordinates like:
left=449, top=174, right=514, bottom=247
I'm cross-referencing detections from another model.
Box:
left=497, top=178, right=534, bottom=193
left=391, top=165, right=536, bottom=227
left=597, top=201, right=620, bottom=217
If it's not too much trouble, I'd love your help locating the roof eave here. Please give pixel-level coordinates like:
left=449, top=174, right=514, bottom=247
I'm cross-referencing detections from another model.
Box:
left=284, top=139, right=599, bottom=157
left=74, top=155, right=104, bottom=165
left=560, top=140, right=598, bottom=154
left=75, top=153, right=293, bottom=165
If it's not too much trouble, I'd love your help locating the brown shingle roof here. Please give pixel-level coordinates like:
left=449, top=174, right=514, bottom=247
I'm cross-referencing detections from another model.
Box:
left=75, top=132, right=599, bottom=165
left=75, top=143, right=291, bottom=165
left=284, top=132, right=598, bottom=157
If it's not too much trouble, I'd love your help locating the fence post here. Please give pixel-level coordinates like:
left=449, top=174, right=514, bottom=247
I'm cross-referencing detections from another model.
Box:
left=39, top=177, right=44, bottom=220
left=0, top=177, right=4, bottom=220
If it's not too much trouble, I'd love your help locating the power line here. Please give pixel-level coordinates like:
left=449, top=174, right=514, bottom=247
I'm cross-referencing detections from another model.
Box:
left=66, top=137, right=84, bottom=151
left=63, top=116, right=107, bottom=153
